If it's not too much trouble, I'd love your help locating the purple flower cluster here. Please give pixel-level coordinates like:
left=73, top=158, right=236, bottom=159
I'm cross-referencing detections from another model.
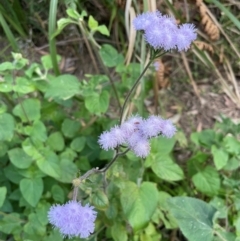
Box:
left=98, top=115, right=176, bottom=158
left=48, top=201, right=97, bottom=239
left=133, top=11, right=197, bottom=51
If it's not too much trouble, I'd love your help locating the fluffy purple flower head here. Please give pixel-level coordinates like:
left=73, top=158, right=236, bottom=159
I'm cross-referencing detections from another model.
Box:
left=159, top=119, right=176, bottom=138
left=126, top=115, right=143, bottom=125
left=98, top=114, right=176, bottom=158
left=121, top=115, right=143, bottom=137
left=133, top=11, right=162, bottom=31
left=140, top=13, right=178, bottom=50
left=98, top=131, right=118, bottom=150
left=159, top=15, right=178, bottom=30
left=48, top=204, right=65, bottom=228
left=132, top=138, right=151, bottom=158
left=48, top=201, right=97, bottom=239
left=140, top=115, right=163, bottom=138
left=127, top=130, right=144, bottom=148
left=160, top=28, right=178, bottom=50
left=110, top=126, right=126, bottom=146
left=133, top=10, right=197, bottom=51
left=144, top=25, right=166, bottom=49
left=175, top=23, right=197, bottom=51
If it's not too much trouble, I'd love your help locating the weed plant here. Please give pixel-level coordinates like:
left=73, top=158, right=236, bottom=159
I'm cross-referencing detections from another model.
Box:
left=0, top=1, right=240, bottom=241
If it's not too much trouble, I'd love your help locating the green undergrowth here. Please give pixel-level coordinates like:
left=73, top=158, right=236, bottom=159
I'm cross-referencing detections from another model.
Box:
left=0, top=1, right=240, bottom=241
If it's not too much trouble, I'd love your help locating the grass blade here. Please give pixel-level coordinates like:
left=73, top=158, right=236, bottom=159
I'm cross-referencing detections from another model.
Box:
left=0, top=12, right=19, bottom=52
left=49, top=0, right=60, bottom=75
left=0, top=4, right=26, bottom=37
left=210, top=0, right=240, bottom=30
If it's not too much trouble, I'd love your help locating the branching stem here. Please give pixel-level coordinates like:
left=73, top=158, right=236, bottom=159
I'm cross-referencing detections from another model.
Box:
left=72, top=50, right=168, bottom=201
left=72, top=148, right=130, bottom=201
left=119, top=50, right=167, bottom=125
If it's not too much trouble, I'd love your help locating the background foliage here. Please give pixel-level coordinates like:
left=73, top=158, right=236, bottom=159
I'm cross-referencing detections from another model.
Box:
left=0, top=0, right=240, bottom=241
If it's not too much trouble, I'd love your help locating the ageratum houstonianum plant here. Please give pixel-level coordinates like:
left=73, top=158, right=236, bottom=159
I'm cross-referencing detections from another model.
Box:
left=48, top=10, right=197, bottom=239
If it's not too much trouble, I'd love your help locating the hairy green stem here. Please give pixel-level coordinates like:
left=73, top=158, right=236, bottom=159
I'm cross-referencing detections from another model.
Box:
left=119, top=50, right=167, bottom=124
left=119, top=60, right=153, bottom=125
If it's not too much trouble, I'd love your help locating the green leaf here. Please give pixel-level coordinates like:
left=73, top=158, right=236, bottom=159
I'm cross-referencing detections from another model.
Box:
left=92, top=190, right=109, bottom=210
left=210, top=197, right=228, bottom=219
left=88, top=15, right=98, bottom=30
left=212, top=230, right=235, bottom=241
left=168, top=197, right=216, bottom=241
left=20, top=178, right=43, bottom=207
left=187, top=151, right=209, bottom=177
left=56, top=159, right=78, bottom=183
left=156, top=209, right=177, bottom=229
left=47, top=132, right=65, bottom=151
left=22, top=138, right=43, bottom=160
left=60, top=147, right=77, bottom=161
left=66, top=8, right=81, bottom=19
left=0, top=142, right=8, bottom=157
left=70, top=136, right=86, bottom=152
left=24, top=213, right=46, bottom=236
left=223, top=157, right=240, bottom=171
left=36, top=201, right=51, bottom=226
left=111, top=222, right=128, bottom=241
left=36, top=150, right=61, bottom=179
left=211, top=145, right=228, bottom=170
left=30, top=121, right=47, bottom=142
left=25, top=63, right=40, bottom=78
left=13, top=98, right=41, bottom=122
left=150, top=136, right=176, bottom=154
left=45, top=74, right=81, bottom=100
left=0, top=102, right=7, bottom=114
left=51, top=185, right=65, bottom=203
left=9, top=189, right=21, bottom=201
left=0, top=62, right=14, bottom=71
left=53, top=18, right=76, bottom=38
left=0, top=213, right=21, bottom=234
left=77, top=156, right=91, bottom=171
left=151, top=154, right=184, bottom=181
left=121, top=181, right=158, bottom=231
left=192, top=165, right=220, bottom=196
left=8, top=148, right=33, bottom=169
left=105, top=202, right=118, bottom=220
left=80, top=10, right=87, bottom=18
left=195, top=129, right=217, bottom=147
left=99, top=44, right=124, bottom=67
left=175, top=130, right=188, bottom=147
left=96, top=25, right=110, bottom=36
left=61, top=118, right=80, bottom=138
left=0, top=186, right=7, bottom=207
left=17, top=165, right=45, bottom=179
left=41, top=55, right=61, bottom=70
left=223, top=135, right=240, bottom=155
left=0, top=113, right=15, bottom=141
left=0, top=74, right=13, bottom=92
left=45, top=229, right=63, bottom=241
left=13, top=77, right=35, bottom=94
left=84, top=90, right=109, bottom=114
left=4, top=164, right=23, bottom=184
